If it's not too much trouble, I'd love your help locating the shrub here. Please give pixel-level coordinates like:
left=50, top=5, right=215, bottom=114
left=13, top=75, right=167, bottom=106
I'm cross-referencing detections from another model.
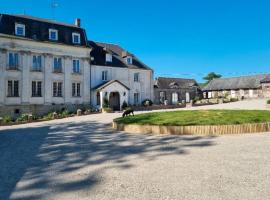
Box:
left=43, top=112, right=55, bottom=120
left=230, top=98, right=238, bottom=102
left=16, top=113, right=31, bottom=122
left=142, top=99, right=153, bottom=106
left=121, top=101, right=128, bottom=110
left=193, top=96, right=201, bottom=103
left=102, top=107, right=112, bottom=113
left=267, top=99, right=270, bottom=104
left=103, top=97, right=109, bottom=108
left=3, top=116, right=12, bottom=124
left=59, top=110, right=69, bottom=118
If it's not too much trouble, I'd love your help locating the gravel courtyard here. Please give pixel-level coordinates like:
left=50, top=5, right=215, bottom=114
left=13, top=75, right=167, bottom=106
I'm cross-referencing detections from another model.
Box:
left=1, top=99, right=270, bottom=200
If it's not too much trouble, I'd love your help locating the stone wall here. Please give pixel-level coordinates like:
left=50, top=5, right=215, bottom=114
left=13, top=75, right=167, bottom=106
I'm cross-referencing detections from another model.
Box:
left=154, top=88, right=198, bottom=105
left=262, top=83, right=270, bottom=98
left=205, top=88, right=265, bottom=99
left=0, top=104, right=90, bottom=118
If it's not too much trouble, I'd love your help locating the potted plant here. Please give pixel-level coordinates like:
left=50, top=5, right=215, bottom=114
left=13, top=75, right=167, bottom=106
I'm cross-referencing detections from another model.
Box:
left=102, top=97, right=112, bottom=113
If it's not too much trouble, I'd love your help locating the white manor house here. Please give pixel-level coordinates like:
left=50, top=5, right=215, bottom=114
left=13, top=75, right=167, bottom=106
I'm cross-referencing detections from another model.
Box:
left=0, top=14, right=153, bottom=117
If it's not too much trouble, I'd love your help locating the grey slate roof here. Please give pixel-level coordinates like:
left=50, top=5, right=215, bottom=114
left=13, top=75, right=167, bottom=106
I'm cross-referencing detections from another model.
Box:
left=155, top=77, right=198, bottom=89
left=88, top=41, right=152, bottom=70
left=261, top=77, right=270, bottom=83
left=203, top=74, right=270, bottom=91
left=0, top=14, right=89, bottom=47
left=93, top=80, right=130, bottom=91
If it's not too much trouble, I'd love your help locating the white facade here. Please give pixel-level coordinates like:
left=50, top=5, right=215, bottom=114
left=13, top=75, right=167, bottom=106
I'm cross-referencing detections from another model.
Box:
left=91, top=65, right=153, bottom=109
left=0, top=34, right=91, bottom=109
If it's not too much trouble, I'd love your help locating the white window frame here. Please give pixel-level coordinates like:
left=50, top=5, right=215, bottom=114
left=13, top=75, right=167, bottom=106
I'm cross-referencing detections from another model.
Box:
left=72, top=33, right=81, bottom=44
left=106, top=53, right=112, bottom=62
left=126, top=56, right=132, bottom=65
left=53, top=57, right=62, bottom=73
left=72, top=59, right=80, bottom=73
left=15, top=23, right=25, bottom=36
left=172, top=92, right=178, bottom=104
left=7, top=80, right=19, bottom=97
left=72, top=82, right=81, bottom=97
left=32, top=81, right=42, bottom=97
left=134, top=92, right=140, bottom=105
left=8, top=52, right=19, bottom=70
left=160, top=91, right=166, bottom=103
left=134, top=73, right=139, bottom=82
left=32, top=55, right=42, bottom=71
left=102, top=71, right=108, bottom=81
left=49, top=29, right=58, bottom=41
left=52, top=82, right=63, bottom=97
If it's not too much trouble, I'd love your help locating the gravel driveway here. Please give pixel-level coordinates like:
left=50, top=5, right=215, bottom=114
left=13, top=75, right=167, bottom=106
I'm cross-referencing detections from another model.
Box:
left=1, top=99, right=270, bottom=200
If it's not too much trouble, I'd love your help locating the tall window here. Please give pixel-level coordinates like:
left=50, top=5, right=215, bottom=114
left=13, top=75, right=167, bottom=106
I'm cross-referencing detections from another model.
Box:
left=172, top=92, right=178, bottom=104
left=32, top=81, right=42, bottom=97
left=72, top=83, right=81, bottom=97
left=72, top=33, right=81, bottom=44
left=32, top=55, right=42, bottom=71
left=15, top=23, right=25, bottom=36
left=8, top=53, right=19, bottom=70
left=53, top=82, right=63, bottom=97
left=7, top=80, right=19, bottom=97
left=72, top=60, right=80, bottom=73
left=102, top=71, right=108, bottom=81
left=134, top=92, right=139, bottom=105
left=49, top=29, right=58, bottom=41
left=53, top=58, right=62, bottom=73
left=160, top=91, right=166, bottom=103
left=134, top=73, right=139, bottom=82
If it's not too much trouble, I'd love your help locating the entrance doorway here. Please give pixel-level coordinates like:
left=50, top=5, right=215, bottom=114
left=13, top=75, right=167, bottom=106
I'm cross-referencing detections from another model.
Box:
left=109, top=92, right=120, bottom=111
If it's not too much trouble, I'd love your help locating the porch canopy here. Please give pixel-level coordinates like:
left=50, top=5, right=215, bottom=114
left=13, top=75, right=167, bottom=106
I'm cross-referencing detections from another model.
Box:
left=94, top=80, right=130, bottom=111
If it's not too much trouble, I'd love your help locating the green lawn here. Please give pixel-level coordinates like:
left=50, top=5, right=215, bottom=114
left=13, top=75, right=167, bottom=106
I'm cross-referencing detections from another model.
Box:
left=115, top=110, right=270, bottom=126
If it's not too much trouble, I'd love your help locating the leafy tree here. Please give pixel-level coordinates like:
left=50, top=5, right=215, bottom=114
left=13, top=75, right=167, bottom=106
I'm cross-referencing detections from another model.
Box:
left=203, top=72, right=222, bottom=84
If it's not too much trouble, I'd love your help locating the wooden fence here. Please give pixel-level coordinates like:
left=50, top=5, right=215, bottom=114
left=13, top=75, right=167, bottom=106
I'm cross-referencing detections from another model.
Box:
left=112, top=122, right=270, bottom=135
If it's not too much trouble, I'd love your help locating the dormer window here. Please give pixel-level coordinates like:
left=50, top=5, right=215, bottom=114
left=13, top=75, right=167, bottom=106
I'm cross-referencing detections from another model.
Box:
left=72, top=33, right=81, bottom=44
left=106, top=53, right=112, bottom=62
left=15, top=23, right=25, bottom=36
left=126, top=56, right=132, bottom=65
left=49, top=29, right=58, bottom=41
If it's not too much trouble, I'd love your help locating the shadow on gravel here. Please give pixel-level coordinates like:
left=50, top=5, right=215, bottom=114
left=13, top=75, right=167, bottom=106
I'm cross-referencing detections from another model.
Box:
left=0, top=121, right=216, bottom=199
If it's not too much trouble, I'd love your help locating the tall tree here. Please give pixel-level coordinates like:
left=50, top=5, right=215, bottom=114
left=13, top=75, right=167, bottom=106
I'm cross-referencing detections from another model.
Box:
left=203, top=72, right=222, bottom=84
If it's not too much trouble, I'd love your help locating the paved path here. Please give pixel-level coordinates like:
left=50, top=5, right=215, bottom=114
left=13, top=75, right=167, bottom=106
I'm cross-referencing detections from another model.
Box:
left=1, top=99, right=270, bottom=200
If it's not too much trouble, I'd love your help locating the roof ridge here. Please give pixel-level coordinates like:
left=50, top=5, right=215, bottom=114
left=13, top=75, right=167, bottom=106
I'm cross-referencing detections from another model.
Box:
left=92, top=40, right=123, bottom=48
left=158, top=76, right=195, bottom=80
left=213, top=73, right=270, bottom=80
left=3, top=13, right=80, bottom=28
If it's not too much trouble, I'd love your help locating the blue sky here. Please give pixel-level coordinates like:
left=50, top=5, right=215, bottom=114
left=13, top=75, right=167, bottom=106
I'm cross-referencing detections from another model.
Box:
left=1, top=0, right=270, bottom=82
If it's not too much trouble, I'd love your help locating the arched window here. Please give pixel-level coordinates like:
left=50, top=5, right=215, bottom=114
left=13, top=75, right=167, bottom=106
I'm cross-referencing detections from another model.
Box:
left=172, top=92, right=178, bottom=104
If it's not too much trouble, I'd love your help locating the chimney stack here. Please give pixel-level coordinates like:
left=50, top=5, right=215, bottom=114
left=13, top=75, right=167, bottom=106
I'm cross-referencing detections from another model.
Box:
left=75, top=18, right=81, bottom=27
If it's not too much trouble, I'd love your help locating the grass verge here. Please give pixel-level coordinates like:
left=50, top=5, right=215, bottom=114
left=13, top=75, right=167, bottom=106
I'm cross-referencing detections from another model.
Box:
left=114, top=110, right=270, bottom=126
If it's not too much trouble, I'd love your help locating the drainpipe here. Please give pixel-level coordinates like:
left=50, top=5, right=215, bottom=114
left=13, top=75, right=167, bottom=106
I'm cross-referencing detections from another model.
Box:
left=89, top=48, right=93, bottom=107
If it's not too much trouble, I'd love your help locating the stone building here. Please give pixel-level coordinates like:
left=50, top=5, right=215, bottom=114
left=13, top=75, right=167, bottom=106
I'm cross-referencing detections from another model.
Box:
left=89, top=41, right=154, bottom=111
left=0, top=14, right=154, bottom=116
left=0, top=14, right=91, bottom=117
left=203, top=74, right=270, bottom=99
left=154, top=77, right=200, bottom=105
